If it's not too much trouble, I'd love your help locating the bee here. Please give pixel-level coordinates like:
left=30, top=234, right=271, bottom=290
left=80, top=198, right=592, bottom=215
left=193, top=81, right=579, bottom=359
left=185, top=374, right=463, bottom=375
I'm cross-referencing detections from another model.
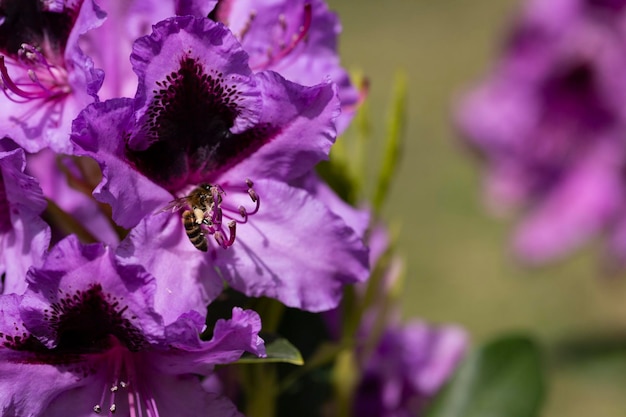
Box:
left=161, top=183, right=221, bottom=252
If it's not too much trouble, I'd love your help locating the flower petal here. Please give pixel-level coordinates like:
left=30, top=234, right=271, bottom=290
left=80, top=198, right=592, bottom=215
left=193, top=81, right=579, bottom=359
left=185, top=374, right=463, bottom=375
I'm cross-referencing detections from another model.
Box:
left=116, top=211, right=225, bottom=324
left=223, top=71, right=340, bottom=182
left=214, top=179, right=369, bottom=311
left=514, top=149, right=623, bottom=263
left=155, top=307, right=265, bottom=375
left=0, top=140, right=50, bottom=295
left=71, top=98, right=173, bottom=228
left=20, top=235, right=164, bottom=348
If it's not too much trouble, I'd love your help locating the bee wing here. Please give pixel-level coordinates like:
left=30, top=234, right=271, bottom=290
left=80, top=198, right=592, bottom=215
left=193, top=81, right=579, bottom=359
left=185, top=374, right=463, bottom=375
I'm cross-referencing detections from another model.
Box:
left=157, top=197, right=188, bottom=214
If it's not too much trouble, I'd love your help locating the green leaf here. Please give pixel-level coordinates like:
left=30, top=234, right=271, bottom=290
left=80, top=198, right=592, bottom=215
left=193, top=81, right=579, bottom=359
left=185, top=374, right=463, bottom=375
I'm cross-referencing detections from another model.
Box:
left=372, top=70, right=407, bottom=213
left=236, top=336, right=304, bottom=366
left=425, top=335, right=546, bottom=417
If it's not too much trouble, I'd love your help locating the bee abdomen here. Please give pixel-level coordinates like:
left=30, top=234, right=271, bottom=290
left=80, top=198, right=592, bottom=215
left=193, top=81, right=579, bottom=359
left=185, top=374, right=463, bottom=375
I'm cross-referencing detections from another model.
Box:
left=183, top=210, right=208, bottom=252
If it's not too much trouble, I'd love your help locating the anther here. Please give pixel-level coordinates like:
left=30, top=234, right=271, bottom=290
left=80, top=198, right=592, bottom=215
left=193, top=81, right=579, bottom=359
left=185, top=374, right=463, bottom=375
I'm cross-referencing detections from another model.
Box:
left=248, top=188, right=259, bottom=203
left=109, top=404, right=116, bottom=413
left=93, top=405, right=102, bottom=414
left=27, top=70, right=38, bottom=82
left=110, top=385, right=118, bottom=392
left=238, top=10, right=257, bottom=41
left=227, top=221, right=237, bottom=246
left=214, top=231, right=225, bottom=247
left=246, top=178, right=254, bottom=188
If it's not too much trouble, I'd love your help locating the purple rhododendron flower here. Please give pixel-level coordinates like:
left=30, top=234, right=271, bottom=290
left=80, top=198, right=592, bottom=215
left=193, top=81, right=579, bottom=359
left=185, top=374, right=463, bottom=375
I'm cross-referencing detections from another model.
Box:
left=353, top=318, right=467, bottom=417
left=0, top=0, right=105, bottom=153
left=71, top=16, right=368, bottom=313
left=209, top=0, right=359, bottom=132
left=0, top=138, right=50, bottom=295
left=0, top=235, right=264, bottom=416
left=456, top=0, right=626, bottom=263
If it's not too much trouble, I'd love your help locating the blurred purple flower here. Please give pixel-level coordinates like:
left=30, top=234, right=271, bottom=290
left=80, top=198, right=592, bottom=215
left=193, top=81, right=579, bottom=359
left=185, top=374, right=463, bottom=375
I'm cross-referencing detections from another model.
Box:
left=353, top=318, right=467, bottom=417
left=0, top=235, right=264, bottom=416
left=71, top=16, right=368, bottom=313
left=456, top=0, right=626, bottom=263
left=0, top=138, right=49, bottom=295
left=0, top=0, right=105, bottom=153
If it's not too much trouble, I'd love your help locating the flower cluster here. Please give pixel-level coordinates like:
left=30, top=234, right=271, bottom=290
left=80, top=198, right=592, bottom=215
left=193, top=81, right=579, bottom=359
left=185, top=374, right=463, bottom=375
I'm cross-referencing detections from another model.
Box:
left=456, top=0, right=626, bottom=264
left=0, top=1, right=463, bottom=416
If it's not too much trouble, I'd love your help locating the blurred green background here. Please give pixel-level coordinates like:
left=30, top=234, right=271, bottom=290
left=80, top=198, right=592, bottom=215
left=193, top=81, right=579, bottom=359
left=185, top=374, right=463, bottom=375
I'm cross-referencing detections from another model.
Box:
left=327, top=0, right=626, bottom=415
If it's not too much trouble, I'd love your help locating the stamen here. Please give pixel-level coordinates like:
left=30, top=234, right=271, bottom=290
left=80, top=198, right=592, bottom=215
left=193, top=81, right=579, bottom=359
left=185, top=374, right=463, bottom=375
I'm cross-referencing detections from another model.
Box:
left=227, top=221, right=237, bottom=246
left=0, top=43, right=70, bottom=103
left=214, top=231, right=225, bottom=247
left=248, top=188, right=259, bottom=203
left=238, top=10, right=257, bottom=41
left=91, top=339, right=161, bottom=417
left=0, top=56, right=42, bottom=99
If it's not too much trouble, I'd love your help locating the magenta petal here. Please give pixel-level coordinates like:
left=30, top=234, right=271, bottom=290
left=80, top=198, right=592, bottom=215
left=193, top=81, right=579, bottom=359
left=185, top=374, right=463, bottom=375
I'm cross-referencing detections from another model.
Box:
left=0, top=294, right=83, bottom=416
left=402, top=322, right=467, bottom=395
left=292, top=172, right=370, bottom=237
left=0, top=351, right=85, bottom=416
left=214, top=179, right=369, bottom=312
left=141, top=381, right=245, bottom=417
left=21, top=235, right=164, bottom=348
left=0, top=141, right=50, bottom=295
left=224, top=71, right=340, bottom=182
left=514, top=153, right=623, bottom=263
left=130, top=16, right=261, bottom=137
left=71, top=98, right=173, bottom=228
left=158, top=307, right=265, bottom=375
left=218, top=0, right=357, bottom=132
left=117, top=212, right=225, bottom=324
left=26, top=149, right=119, bottom=246
left=83, top=0, right=183, bottom=100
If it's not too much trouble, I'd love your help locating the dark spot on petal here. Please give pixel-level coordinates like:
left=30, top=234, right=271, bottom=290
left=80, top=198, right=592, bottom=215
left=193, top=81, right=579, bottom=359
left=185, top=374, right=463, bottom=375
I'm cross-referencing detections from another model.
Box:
left=126, top=57, right=278, bottom=191
left=45, top=283, right=147, bottom=353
